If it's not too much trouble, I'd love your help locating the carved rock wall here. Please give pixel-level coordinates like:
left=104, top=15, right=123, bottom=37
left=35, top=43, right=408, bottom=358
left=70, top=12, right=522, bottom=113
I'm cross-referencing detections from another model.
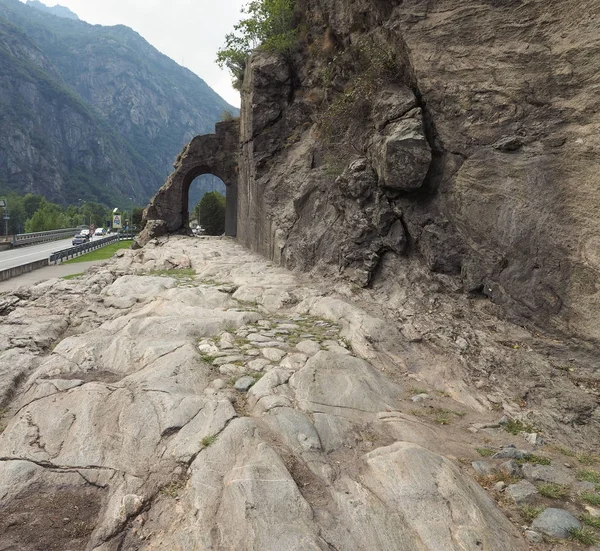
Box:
left=237, top=0, right=600, bottom=342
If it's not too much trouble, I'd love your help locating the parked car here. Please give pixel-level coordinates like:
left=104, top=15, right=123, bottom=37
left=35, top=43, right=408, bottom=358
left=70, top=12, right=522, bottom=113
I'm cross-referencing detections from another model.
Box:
left=72, top=233, right=88, bottom=246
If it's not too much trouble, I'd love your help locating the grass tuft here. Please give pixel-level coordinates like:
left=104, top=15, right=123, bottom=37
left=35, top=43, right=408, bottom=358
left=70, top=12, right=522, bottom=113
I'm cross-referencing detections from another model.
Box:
left=412, top=407, right=465, bottom=425
left=517, top=454, right=551, bottom=466
left=581, top=514, right=600, bottom=529
left=568, top=527, right=597, bottom=545
left=578, top=452, right=599, bottom=466
left=578, top=470, right=600, bottom=484
left=503, top=418, right=536, bottom=435
left=202, top=435, right=217, bottom=447
left=537, top=483, right=569, bottom=499
left=63, top=240, right=133, bottom=264
left=147, top=268, right=196, bottom=278
left=581, top=492, right=600, bottom=506
left=160, top=481, right=184, bottom=498
left=61, top=272, right=85, bottom=280
left=476, top=448, right=495, bottom=458
left=519, top=505, right=545, bottom=523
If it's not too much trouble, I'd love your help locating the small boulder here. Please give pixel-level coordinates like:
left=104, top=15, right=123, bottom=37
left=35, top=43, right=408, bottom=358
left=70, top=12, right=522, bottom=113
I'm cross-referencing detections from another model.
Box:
left=262, top=348, right=286, bottom=362
left=524, top=530, right=543, bottom=544
left=506, top=480, right=539, bottom=503
left=522, top=464, right=573, bottom=486
left=492, top=445, right=528, bottom=460
left=499, top=459, right=522, bottom=477
left=531, top=508, right=581, bottom=538
left=234, top=376, right=256, bottom=392
left=296, top=340, right=321, bottom=356
left=472, top=461, right=494, bottom=477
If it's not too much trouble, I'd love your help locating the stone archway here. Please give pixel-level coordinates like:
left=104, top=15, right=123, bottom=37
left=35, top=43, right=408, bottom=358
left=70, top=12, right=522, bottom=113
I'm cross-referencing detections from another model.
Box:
left=136, top=120, right=239, bottom=247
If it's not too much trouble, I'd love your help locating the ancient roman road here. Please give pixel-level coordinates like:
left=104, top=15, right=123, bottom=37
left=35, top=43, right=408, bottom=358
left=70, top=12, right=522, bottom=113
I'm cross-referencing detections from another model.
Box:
left=0, top=236, right=593, bottom=550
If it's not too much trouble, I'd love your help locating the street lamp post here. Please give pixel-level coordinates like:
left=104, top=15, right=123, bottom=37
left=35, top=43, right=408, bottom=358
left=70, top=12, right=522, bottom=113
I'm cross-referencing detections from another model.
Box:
left=0, top=199, right=9, bottom=236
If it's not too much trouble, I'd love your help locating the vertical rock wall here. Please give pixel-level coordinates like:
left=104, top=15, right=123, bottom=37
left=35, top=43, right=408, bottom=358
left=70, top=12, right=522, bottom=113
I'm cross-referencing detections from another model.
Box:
left=236, top=0, right=600, bottom=342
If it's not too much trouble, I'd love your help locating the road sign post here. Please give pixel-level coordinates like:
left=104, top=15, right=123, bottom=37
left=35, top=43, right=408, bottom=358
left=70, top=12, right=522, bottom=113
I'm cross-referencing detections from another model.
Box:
left=0, top=199, right=8, bottom=236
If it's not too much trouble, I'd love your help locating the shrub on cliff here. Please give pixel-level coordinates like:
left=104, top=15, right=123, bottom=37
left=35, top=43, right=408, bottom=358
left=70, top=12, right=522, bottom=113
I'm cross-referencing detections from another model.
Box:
left=217, top=0, right=297, bottom=89
left=197, top=191, right=226, bottom=236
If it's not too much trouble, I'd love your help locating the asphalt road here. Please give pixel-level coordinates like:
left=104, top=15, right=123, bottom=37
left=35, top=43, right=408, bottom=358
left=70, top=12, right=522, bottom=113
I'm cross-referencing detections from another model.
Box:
left=0, top=236, right=95, bottom=272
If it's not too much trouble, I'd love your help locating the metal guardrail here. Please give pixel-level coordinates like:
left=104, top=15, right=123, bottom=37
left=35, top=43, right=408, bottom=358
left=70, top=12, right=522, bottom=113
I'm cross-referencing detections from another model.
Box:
left=12, top=227, right=79, bottom=247
left=49, top=232, right=136, bottom=264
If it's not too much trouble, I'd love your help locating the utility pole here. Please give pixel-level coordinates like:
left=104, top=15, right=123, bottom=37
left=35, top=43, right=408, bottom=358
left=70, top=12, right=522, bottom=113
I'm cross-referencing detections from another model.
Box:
left=0, top=199, right=8, bottom=236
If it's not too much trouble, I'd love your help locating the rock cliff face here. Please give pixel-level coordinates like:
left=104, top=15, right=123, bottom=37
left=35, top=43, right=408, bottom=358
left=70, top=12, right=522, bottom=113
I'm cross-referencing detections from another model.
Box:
left=0, top=0, right=235, bottom=205
left=236, top=0, right=600, bottom=344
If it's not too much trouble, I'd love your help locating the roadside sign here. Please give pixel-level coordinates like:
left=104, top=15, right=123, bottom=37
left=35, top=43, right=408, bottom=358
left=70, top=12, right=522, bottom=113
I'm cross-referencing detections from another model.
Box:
left=113, top=214, right=122, bottom=229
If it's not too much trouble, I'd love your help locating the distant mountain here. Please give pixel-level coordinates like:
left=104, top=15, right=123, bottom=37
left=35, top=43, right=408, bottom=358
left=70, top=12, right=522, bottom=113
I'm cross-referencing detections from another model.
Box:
left=0, top=0, right=237, bottom=206
left=26, top=1, right=79, bottom=20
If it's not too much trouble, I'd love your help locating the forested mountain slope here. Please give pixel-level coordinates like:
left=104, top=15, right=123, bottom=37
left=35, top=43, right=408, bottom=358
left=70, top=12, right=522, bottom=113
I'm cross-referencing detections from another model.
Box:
left=0, top=0, right=235, bottom=205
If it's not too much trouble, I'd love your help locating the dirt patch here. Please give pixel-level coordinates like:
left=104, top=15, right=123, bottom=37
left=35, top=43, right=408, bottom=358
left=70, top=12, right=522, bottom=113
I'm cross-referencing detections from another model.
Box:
left=0, top=486, right=103, bottom=551
left=42, top=370, right=123, bottom=384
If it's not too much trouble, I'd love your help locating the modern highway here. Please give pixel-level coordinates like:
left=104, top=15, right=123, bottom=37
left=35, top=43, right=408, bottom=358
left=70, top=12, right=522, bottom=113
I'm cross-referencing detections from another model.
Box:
left=0, top=236, right=89, bottom=272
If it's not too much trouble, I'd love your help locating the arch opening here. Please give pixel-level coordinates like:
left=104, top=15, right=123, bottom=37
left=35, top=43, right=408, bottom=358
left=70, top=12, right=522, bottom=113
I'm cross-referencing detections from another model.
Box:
left=187, top=174, right=227, bottom=236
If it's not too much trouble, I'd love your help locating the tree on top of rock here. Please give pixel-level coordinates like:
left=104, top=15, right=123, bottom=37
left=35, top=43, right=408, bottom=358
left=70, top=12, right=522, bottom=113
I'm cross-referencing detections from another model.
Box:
left=216, top=0, right=297, bottom=90
left=197, top=191, right=226, bottom=236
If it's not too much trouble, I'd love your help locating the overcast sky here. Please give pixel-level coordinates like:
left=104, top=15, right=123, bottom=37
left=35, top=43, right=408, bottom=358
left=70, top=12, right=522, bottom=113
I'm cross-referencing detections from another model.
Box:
left=23, top=0, right=246, bottom=106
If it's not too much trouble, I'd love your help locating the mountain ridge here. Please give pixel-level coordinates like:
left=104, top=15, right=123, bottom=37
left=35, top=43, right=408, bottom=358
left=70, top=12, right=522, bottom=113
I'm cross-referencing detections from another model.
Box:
left=26, top=0, right=79, bottom=20
left=0, top=0, right=236, bottom=205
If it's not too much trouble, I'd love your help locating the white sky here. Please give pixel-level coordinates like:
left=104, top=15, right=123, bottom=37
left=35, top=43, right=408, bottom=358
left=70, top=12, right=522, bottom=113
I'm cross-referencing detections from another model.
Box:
left=21, top=0, right=245, bottom=106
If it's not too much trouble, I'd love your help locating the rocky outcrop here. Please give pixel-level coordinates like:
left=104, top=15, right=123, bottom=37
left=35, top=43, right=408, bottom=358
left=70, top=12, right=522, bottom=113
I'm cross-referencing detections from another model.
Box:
left=2, top=236, right=599, bottom=549
left=136, top=120, right=240, bottom=246
left=0, top=237, right=540, bottom=550
left=234, top=0, right=600, bottom=344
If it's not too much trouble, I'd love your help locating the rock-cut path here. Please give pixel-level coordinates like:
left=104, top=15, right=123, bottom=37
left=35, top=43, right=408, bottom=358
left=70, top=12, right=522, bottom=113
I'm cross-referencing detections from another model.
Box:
left=0, top=237, right=531, bottom=550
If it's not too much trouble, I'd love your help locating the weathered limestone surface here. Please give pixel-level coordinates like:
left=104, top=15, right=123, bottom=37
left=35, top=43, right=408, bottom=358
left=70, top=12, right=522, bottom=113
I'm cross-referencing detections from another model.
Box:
left=0, top=236, right=544, bottom=551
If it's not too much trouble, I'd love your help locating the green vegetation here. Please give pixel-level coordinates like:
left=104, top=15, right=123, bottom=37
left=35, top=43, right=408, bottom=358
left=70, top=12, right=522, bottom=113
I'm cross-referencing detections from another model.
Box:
left=568, top=527, right=597, bottom=545
left=581, top=514, right=600, bottom=529
left=0, top=191, right=117, bottom=235
left=63, top=240, right=133, bottom=264
left=503, top=418, right=536, bottom=435
left=201, top=435, right=218, bottom=447
left=216, top=0, right=297, bottom=89
left=476, top=448, right=495, bottom=458
left=581, top=492, right=600, bottom=506
left=537, top=483, right=569, bottom=499
left=578, top=470, right=600, bottom=484
left=412, top=407, right=465, bottom=426
left=518, top=454, right=551, bottom=466
left=316, top=41, right=404, bottom=172
left=519, top=505, right=545, bottom=524
left=160, top=481, right=184, bottom=498
left=196, top=191, right=226, bottom=236
left=578, top=452, right=599, bottom=466
left=61, top=273, right=85, bottom=280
